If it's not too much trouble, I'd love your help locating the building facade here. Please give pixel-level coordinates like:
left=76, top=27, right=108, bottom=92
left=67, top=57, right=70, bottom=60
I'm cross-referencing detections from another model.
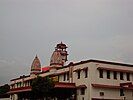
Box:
left=9, top=42, right=133, bottom=100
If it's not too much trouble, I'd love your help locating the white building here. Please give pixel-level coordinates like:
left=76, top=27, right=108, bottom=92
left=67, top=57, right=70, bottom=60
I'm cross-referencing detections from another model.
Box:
left=9, top=42, right=133, bottom=100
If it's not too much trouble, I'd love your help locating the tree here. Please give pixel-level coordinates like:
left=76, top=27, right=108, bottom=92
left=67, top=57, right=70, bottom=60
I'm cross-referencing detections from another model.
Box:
left=31, top=76, right=54, bottom=100
left=0, top=84, right=10, bottom=98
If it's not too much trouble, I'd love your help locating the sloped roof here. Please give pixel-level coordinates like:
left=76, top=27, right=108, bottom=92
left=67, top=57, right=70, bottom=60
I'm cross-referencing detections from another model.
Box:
left=42, top=66, right=50, bottom=72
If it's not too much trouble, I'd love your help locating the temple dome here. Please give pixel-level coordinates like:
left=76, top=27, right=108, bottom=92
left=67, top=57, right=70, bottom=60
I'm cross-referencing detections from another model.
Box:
left=30, top=55, right=41, bottom=75
left=50, top=51, right=63, bottom=66
left=50, top=42, right=68, bottom=69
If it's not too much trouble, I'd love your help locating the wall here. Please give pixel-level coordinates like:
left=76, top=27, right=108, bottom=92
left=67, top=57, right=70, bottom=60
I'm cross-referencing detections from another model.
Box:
left=73, top=63, right=91, bottom=100
left=89, top=62, right=133, bottom=100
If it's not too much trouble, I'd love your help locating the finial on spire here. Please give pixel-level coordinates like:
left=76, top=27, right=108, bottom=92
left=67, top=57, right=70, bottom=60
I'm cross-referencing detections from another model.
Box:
left=35, top=54, right=38, bottom=58
left=56, top=42, right=67, bottom=49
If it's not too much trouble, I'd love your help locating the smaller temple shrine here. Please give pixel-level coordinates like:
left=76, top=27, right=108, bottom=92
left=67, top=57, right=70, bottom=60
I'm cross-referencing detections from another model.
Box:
left=30, top=55, right=41, bottom=76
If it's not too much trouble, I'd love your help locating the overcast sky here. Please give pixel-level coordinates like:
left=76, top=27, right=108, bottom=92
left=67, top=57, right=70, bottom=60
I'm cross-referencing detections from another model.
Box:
left=0, top=0, right=133, bottom=85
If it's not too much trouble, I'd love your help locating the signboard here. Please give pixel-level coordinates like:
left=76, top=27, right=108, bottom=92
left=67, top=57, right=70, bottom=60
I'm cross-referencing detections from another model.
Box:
left=51, top=76, right=59, bottom=82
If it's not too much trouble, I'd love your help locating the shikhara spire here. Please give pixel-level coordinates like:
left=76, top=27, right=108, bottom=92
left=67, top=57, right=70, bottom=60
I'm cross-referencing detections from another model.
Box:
left=50, top=42, right=68, bottom=68
left=30, top=55, right=41, bottom=75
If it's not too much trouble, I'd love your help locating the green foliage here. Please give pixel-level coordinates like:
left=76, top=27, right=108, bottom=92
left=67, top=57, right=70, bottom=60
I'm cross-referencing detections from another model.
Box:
left=0, top=84, right=10, bottom=95
left=31, top=76, right=54, bottom=99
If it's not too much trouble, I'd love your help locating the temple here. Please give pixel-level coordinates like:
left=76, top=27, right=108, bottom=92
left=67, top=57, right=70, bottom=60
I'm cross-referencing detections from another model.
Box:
left=30, top=55, right=41, bottom=76
left=50, top=42, right=68, bottom=71
left=8, top=42, right=133, bottom=100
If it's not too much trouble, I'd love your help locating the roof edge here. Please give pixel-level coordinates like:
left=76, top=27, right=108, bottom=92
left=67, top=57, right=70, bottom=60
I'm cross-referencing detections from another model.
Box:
left=88, top=59, right=133, bottom=67
left=59, top=59, right=133, bottom=69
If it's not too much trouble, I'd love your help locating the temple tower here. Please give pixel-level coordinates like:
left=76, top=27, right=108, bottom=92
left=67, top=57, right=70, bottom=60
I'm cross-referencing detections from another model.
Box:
left=30, top=55, right=41, bottom=76
left=50, top=42, right=68, bottom=70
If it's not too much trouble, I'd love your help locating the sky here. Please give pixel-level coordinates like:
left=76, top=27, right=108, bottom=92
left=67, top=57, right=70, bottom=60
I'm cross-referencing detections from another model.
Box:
left=0, top=0, right=133, bottom=85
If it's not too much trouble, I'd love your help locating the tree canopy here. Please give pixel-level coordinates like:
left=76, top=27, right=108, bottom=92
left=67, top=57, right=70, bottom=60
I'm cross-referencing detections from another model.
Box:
left=0, top=84, right=10, bottom=98
left=31, top=76, right=54, bottom=99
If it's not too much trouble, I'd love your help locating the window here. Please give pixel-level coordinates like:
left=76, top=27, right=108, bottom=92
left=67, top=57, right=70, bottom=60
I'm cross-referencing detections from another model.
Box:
left=25, top=81, right=27, bottom=86
left=99, top=69, right=103, bottom=78
left=30, top=80, right=32, bottom=86
left=126, top=73, right=130, bottom=81
left=58, top=75, right=60, bottom=81
left=67, top=72, right=69, bottom=80
left=85, top=68, right=88, bottom=78
left=28, top=81, right=30, bottom=86
left=120, top=88, right=124, bottom=96
left=100, top=92, right=104, bottom=96
left=113, top=71, right=117, bottom=79
left=120, top=72, right=124, bottom=80
left=80, top=88, right=85, bottom=95
left=17, top=83, right=19, bottom=87
left=20, top=82, right=22, bottom=87
left=107, top=70, right=110, bottom=79
left=77, top=70, right=81, bottom=79
left=63, top=73, right=66, bottom=81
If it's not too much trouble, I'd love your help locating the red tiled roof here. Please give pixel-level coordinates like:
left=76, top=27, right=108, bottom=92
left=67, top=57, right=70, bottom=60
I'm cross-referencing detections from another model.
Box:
left=42, top=66, right=50, bottom=72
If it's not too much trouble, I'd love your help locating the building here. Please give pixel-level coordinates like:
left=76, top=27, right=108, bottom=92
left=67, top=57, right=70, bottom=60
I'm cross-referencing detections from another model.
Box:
left=8, top=42, right=133, bottom=100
